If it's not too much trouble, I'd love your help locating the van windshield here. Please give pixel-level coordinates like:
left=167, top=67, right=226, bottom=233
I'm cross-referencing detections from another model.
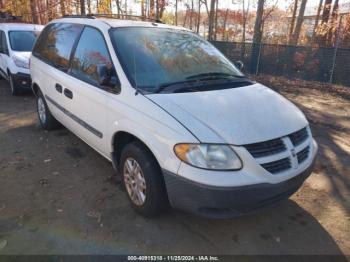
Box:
left=9, top=30, right=41, bottom=52
left=110, top=27, right=246, bottom=93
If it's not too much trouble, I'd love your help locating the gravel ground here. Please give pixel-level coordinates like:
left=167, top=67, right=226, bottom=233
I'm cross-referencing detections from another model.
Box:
left=0, top=76, right=349, bottom=255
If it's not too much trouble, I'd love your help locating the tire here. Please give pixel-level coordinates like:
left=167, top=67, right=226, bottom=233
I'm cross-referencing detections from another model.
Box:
left=36, top=91, right=59, bottom=130
left=9, top=73, right=20, bottom=96
left=120, top=142, right=169, bottom=217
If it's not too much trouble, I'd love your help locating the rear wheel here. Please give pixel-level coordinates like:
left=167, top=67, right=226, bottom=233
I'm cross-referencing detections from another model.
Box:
left=37, top=91, right=59, bottom=130
left=120, top=142, right=169, bottom=217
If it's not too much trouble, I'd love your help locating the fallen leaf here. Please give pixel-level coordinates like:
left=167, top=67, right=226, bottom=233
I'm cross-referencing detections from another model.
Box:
left=0, top=240, right=7, bottom=250
left=44, top=159, right=52, bottom=163
left=39, top=179, right=49, bottom=186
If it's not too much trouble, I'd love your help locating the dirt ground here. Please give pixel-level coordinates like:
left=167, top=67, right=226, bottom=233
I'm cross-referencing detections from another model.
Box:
left=0, top=76, right=349, bottom=256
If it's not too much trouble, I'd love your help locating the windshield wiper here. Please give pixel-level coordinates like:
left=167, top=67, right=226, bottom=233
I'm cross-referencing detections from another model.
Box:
left=186, top=72, right=246, bottom=80
left=154, top=79, right=199, bottom=94
left=154, top=73, right=250, bottom=94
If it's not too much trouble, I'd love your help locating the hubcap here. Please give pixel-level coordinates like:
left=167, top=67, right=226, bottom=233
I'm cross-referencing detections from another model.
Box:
left=37, top=97, right=46, bottom=124
left=123, top=157, right=147, bottom=206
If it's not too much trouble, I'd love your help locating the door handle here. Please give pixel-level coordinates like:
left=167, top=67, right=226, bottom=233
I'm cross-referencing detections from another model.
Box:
left=55, top=83, right=62, bottom=93
left=64, top=88, right=73, bottom=99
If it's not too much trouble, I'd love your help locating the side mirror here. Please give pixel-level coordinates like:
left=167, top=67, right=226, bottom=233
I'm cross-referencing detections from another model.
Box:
left=96, top=64, right=121, bottom=94
left=235, top=60, right=244, bottom=70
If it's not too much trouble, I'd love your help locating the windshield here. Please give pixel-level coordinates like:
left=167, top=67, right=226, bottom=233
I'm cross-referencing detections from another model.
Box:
left=110, top=27, right=245, bottom=93
left=9, top=30, right=41, bottom=52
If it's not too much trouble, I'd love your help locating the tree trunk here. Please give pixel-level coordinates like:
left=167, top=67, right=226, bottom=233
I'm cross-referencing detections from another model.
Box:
left=290, top=0, right=307, bottom=46
left=251, top=0, right=265, bottom=73
left=175, top=0, right=178, bottom=25
left=319, top=0, right=332, bottom=46
left=59, top=0, right=66, bottom=15
left=241, top=0, right=250, bottom=56
left=150, top=0, right=155, bottom=18
left=208, top=0, right=216, bottom=40
left=321, top=0, right=332, bottom=23
left=312, top=0, right=323, bottom=42
left=46, top=0, right=53, bottom=21
left=252, top=0, right=264, bottom=44
left=141, top=0, right=145, bottom=17
left=289, top=0, right=299, bottom=42
left=326, top=0, right=339, bottom=46
left=87, top=0, right=91, bottom=14
left=189, top=0, right=194, bottom=30
left=214, top=0, right=218, bottom=40
left=30, top=0, right=39, bottom=24
left=80, top=0, right=85, bottom=15
left=196, top=1, right=201, bottom=34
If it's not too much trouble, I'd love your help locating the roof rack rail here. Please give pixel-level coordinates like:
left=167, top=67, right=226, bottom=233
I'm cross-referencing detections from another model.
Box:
left=61, top=14, right=95, bottom=19
left=92, top=14, right=164, bottom=23
left=61, top=13, right=164, bottom=23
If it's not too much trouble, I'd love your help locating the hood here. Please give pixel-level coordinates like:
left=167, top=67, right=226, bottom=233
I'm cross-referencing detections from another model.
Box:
left=147, top=83, right=308, bottom=145
left=12, top=51, right=31, bottom=62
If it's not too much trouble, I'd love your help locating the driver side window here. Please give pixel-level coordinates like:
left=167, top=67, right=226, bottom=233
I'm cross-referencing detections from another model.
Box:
left=0, top=31, right=9, bottom=55
left=70, top=27, right=115, bottom=88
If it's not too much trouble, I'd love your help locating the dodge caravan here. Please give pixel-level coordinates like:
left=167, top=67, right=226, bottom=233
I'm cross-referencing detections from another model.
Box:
left=30, top=16, right=317, bottom=218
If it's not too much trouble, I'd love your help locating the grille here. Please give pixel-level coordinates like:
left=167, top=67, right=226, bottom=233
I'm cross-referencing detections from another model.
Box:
left=297, top=146, right=310, bottom=164
left=261, top=157, right=291, bottom=174
left=289, top=127, right=308, bottom=146
left=244, top=138, right=286, bottom=158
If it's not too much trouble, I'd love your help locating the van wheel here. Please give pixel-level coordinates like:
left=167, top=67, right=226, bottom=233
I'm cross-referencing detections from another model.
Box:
left=120, top=142, right=169, bottom=217
left=37, top=91, right=59, bottom=130
left=9, top=73, right=19, bottom=96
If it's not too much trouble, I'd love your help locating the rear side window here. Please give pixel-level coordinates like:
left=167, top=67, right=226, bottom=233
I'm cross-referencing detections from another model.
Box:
left=70, top=27, right=113, bottom=86
left=33, top=23, right=83, bottom=70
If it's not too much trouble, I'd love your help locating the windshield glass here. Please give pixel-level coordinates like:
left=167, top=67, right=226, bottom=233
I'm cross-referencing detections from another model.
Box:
left=9, top=30, right=41, bottom=52
left=110, top=27, right=245, bottom=92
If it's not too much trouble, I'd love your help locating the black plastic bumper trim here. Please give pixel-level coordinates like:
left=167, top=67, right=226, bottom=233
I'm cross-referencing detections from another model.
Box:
left=163, top=158, right=315, bottom=219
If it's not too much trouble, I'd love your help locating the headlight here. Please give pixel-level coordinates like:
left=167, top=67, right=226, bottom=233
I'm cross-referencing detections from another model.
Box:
left=13, top=56, right=29, bottom=69
left=174, top=143, right=242, bottom=170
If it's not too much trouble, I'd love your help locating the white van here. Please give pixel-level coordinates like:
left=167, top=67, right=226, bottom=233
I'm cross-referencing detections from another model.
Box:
left=0, top=23, right=43, bottom=95
left=30, top=16, right=317, bottom=218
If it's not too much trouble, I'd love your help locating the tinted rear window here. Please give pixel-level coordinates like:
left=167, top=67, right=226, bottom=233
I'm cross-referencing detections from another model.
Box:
left=33, top=23, right=83, bottom=70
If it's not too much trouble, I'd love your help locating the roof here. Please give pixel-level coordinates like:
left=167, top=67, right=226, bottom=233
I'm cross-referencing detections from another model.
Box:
left=50, top=16, right=189, bottom=32
left=0, top=23, right=44, bottom=31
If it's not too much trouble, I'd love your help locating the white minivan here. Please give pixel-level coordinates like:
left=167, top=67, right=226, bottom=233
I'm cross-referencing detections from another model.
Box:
left=30, top=16, right=317, bottom=218
left=0, top=23, right=43, bottom=95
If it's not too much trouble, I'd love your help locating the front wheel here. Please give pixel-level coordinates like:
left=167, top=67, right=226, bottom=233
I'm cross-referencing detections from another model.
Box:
left=37, top=91, right=59, bottom=130
left=120, top=142, right=169, bottom=217
left=9, top=73, right=19, bottom=96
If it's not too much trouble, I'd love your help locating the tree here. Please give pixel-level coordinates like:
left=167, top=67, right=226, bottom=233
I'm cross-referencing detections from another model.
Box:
left=312, top=0, right=323, bottom=42
left=30, top=0, right=40, bottom=24
left=326, top=0, right=339, bottom=46
left=60, top=0, right=66, bottom=15
left=196, top=0, right=202, bottom=33
left=80, top=0, right=85, bottom=14
left=208, top=0, right=216, bottom=40
left=252, top=0, right=264, bottom=45
left=289, top=0, right=298, bottom=42
left=290, top=0, right=307, bottom=45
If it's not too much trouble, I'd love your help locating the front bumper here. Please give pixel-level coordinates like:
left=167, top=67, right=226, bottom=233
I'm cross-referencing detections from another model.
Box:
left=12, top=72, right=31, bottom=89
left=163, top=158, right=315, bottom=219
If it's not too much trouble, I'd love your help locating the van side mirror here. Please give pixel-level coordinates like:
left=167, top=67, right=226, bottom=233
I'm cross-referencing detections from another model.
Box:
left=235, top=60, right=244, bottom=70
left=96, top=64, right=121, bottom=94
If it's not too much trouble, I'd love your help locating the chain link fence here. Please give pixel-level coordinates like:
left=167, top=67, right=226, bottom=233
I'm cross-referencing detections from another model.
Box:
left=212, top=41, right=350, bottom=87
